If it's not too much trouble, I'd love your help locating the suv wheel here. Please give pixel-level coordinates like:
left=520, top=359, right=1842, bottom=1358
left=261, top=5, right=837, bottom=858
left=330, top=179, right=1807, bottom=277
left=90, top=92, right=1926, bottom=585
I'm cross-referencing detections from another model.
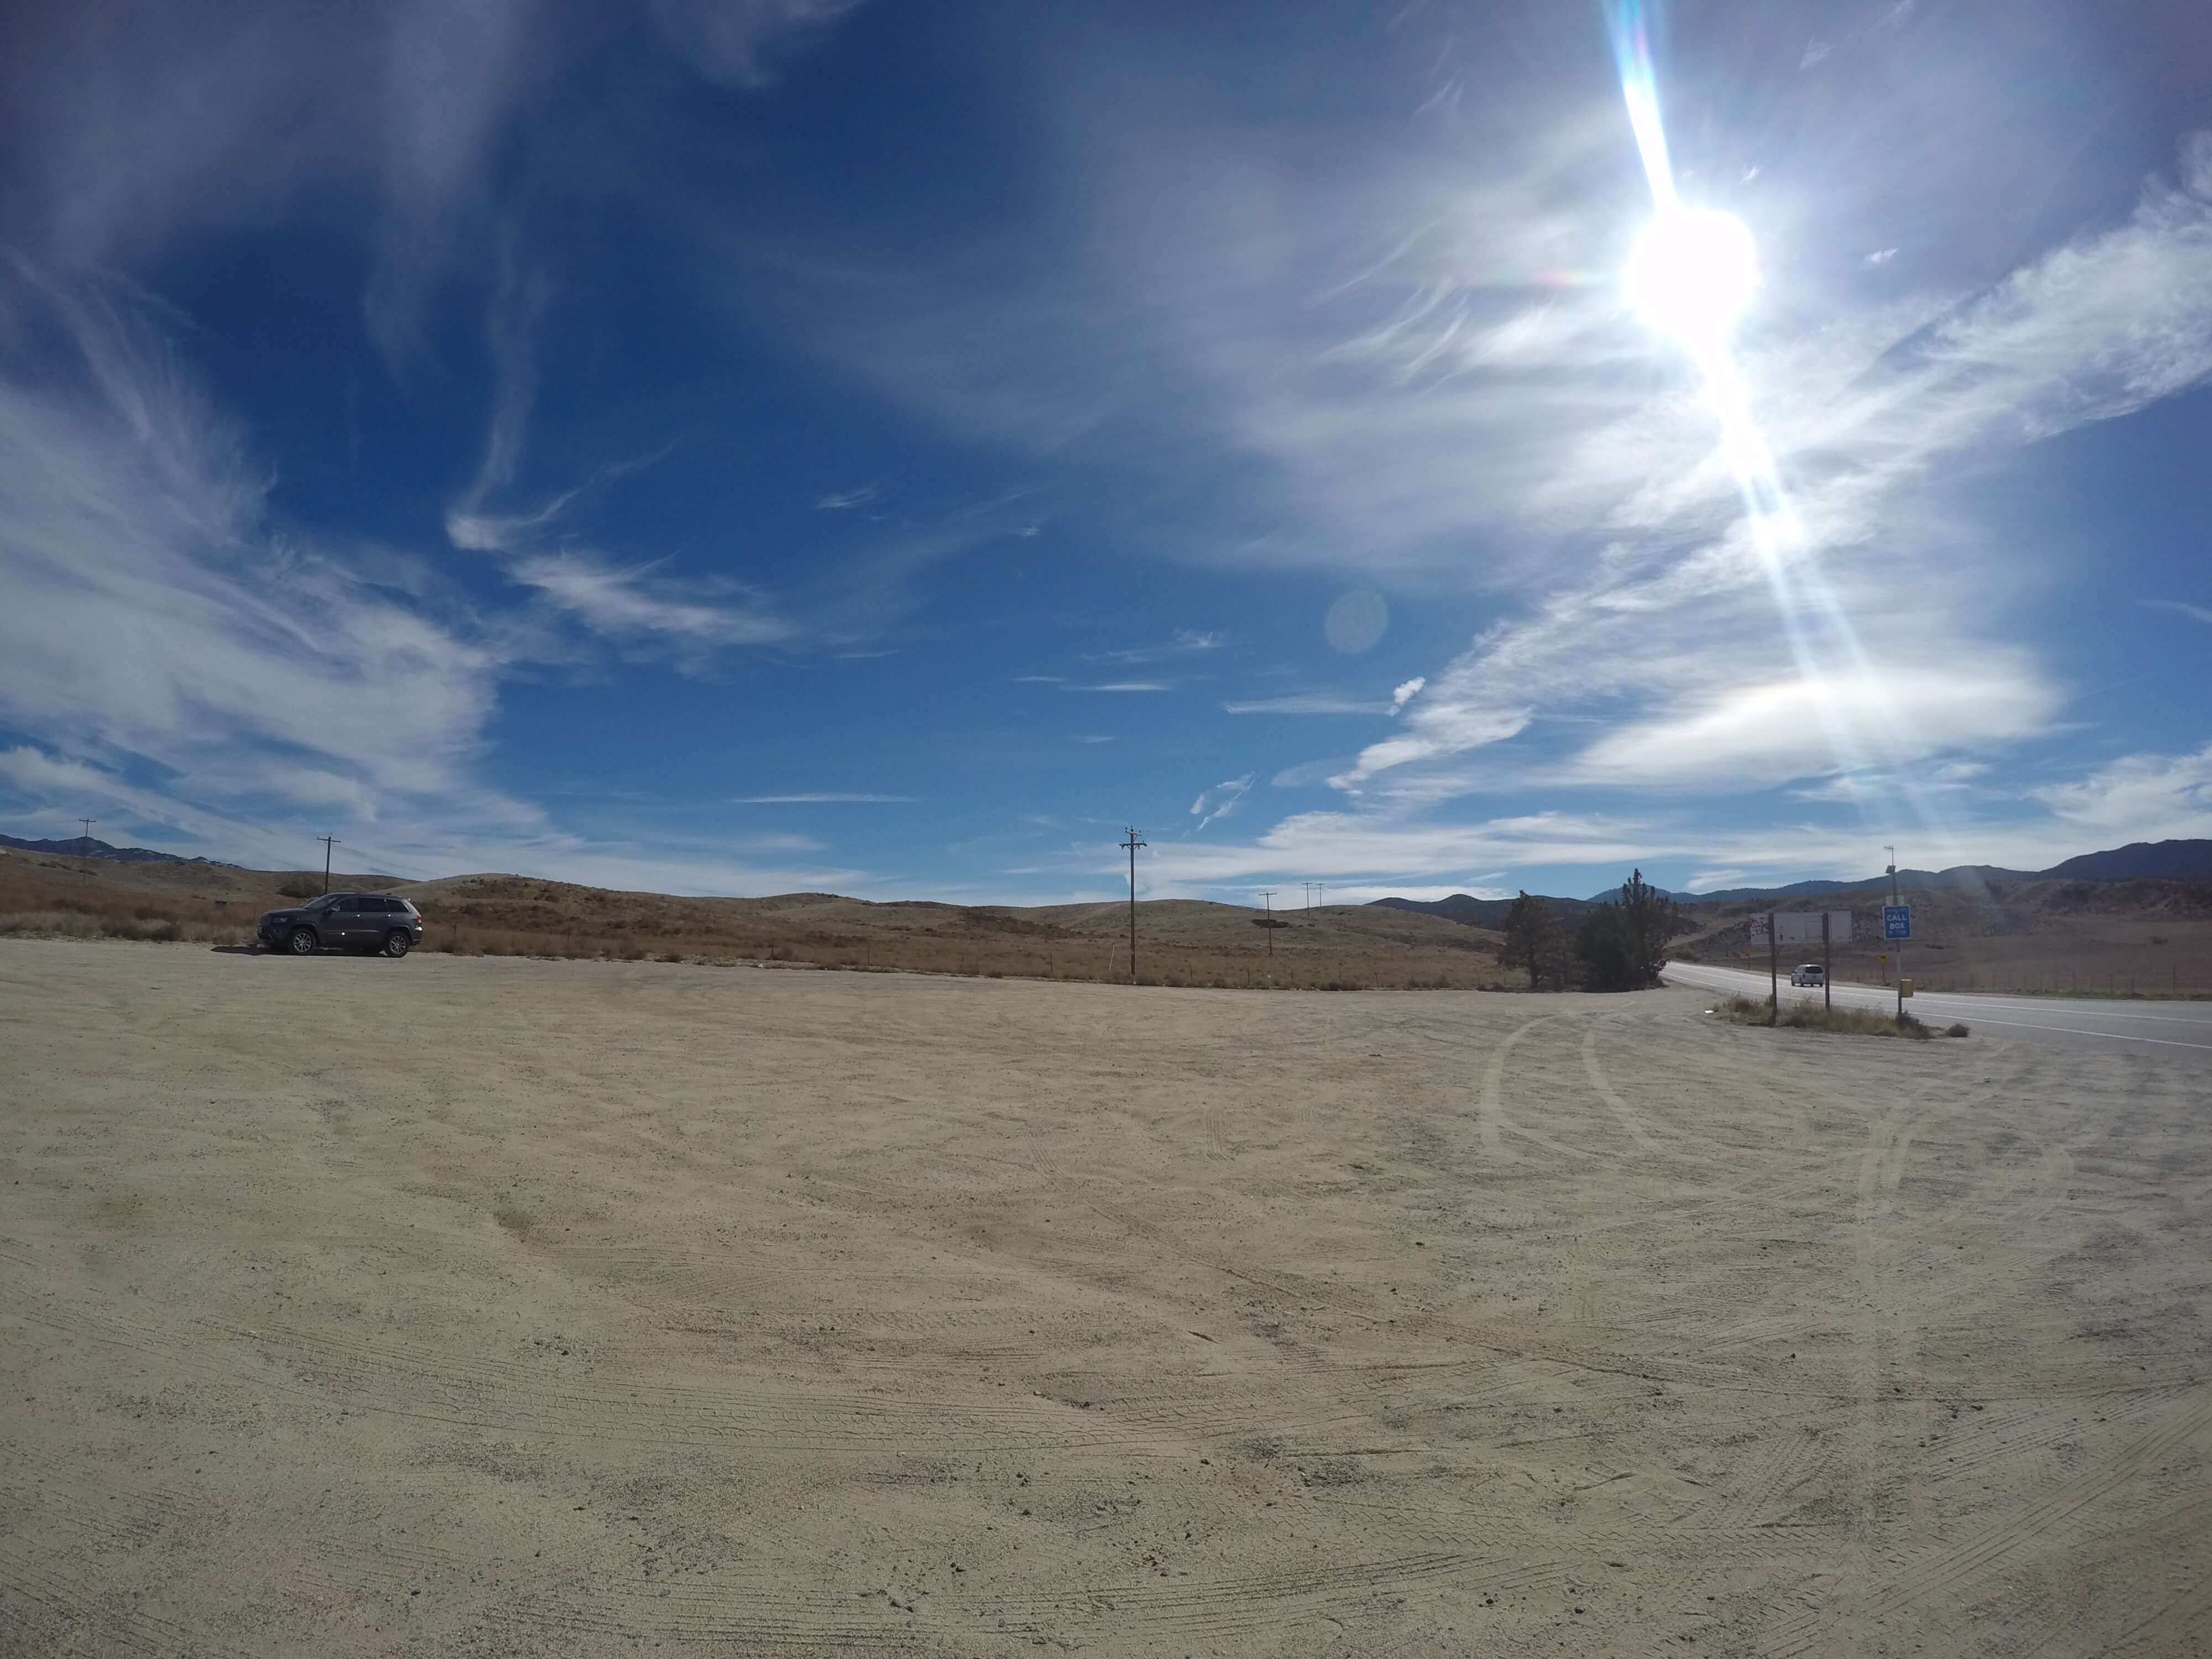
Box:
left=287, top=926, right=318, bottom=956
left=382, top=930, right=412, bottom=959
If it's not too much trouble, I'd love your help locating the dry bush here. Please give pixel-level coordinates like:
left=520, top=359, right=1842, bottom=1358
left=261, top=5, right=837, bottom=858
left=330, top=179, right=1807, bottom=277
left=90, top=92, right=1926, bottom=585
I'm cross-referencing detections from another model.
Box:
left=1713, top=994, right=1933, bottom=1039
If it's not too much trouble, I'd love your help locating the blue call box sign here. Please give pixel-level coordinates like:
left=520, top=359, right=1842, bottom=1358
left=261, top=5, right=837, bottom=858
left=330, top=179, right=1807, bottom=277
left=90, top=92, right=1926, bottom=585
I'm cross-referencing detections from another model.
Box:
left=1883, top=904, right=1912, bottom=941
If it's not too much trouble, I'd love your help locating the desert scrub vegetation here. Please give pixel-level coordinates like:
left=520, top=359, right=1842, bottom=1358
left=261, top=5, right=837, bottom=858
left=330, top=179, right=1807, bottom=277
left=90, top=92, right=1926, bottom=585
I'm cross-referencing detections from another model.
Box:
left=0, top=889, right=253, bottom=948
left=1710, top=994, right=1966, bottom=1039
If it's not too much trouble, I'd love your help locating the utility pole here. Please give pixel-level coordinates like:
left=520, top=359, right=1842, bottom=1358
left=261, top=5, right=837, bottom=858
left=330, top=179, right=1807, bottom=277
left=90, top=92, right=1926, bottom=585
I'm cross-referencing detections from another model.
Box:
left=1887, top=844, right=1903, bottom=1022
left=318, top=835, right=341, bottom=895
left=1120, top=827, right=1146, bottom=982
left=1314, top=883, right=1327, bottom=911
left=1258, top=889, right=1278, bottom=957
left=1302, top=881, right=1314, bottom=910
left=76, top=817, right=97, bottom=855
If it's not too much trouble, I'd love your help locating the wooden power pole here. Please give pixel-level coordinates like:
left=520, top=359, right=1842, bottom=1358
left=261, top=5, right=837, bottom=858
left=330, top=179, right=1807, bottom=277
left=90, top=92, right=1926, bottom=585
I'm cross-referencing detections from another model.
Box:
left=1120, top=827, right=1146, bottom=982
left=317, top=836, right=341, bottom=895
left=1258, top=889, right=1277, bottom=956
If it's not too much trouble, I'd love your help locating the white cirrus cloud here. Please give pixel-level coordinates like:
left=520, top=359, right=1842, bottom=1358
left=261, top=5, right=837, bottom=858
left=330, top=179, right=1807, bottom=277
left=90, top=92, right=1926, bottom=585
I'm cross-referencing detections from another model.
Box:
left=1223, top=693, right=1389, bottom=716
left=2142, top=598, right=2212, bottom=625
left=1188, top=774, right=1255, bottom=832
left=734, top=792, right=917, bottom=804
left=0, top=265, right=507, bottom=806
left=1566, top=661, right=2059, bottom=786
left=509, top=553, right=798, bottom=651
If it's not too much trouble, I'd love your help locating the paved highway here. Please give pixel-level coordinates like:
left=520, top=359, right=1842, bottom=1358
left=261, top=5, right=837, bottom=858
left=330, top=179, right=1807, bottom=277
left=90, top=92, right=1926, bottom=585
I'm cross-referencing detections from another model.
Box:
left=1664, top=959, right=2212, bottom=1058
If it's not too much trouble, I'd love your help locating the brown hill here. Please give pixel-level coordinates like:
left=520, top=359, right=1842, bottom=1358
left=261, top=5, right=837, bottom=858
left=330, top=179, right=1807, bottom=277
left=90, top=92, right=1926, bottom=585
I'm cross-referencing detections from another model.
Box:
left=0, top=850, right=1508, bottom=991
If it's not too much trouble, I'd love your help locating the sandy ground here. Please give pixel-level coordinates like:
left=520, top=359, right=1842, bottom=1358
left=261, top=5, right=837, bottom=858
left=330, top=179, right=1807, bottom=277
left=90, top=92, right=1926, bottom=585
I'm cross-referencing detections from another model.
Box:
left=4, top=939, right=2210, bottom=1658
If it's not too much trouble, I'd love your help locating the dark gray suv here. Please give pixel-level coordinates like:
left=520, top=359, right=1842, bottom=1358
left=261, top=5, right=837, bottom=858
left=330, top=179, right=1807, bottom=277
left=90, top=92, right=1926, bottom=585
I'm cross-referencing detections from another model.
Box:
left=257, top=893, right=425, bottom=958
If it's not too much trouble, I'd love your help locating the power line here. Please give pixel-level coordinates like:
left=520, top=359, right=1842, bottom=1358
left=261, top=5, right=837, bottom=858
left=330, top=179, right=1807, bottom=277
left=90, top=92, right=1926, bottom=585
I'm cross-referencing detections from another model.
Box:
left=317, top=835, right=341, bottom=895
left=1120, top=827, right=1146, bottom=982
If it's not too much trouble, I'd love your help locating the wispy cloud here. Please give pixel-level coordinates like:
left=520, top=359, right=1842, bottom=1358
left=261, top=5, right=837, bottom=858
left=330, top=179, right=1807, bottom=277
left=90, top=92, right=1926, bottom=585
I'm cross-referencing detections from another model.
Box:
left=645, top=0, right=864, bottom=89
left=1086, top=628, right=1224, bottom=664
left=0, top=266, right=507, bottom=811
left=1067, top=681, right=1171, bottom=693
left=1223, top=693, right=1389, bottom=716
left=734, top=792, right=917, bottom=804
left=814, top=482, right=880, bottom=510
left=1189, top=774, right=1254, bottom=832
left=2143, top=598, right=2212, bottom=625
left=1390, top=676, right=1425, bottom=712
left=509, top=553, right=798, bottom=651
left=1334, top=134, right=2212, bottom=797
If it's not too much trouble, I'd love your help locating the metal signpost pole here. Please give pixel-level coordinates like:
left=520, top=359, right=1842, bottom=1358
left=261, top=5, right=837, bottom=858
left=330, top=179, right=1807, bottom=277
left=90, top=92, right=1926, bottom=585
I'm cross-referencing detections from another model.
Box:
left=1888, top=846, right=1903, bottom=1022
left=1768, top=910, right=1778, bottom=1025
left=1121, top=828, right=1146, bottom=982
left=1822, top=912, right=1832, bottom=1013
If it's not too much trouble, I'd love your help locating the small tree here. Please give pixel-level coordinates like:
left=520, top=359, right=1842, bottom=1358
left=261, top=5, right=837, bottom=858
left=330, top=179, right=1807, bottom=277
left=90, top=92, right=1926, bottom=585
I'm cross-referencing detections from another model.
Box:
left=1498, top=890, right=1554, bottom=990
left=1618, top=868, right=1679, bottom=988
left=1576, top=904, right=1636, bottom=991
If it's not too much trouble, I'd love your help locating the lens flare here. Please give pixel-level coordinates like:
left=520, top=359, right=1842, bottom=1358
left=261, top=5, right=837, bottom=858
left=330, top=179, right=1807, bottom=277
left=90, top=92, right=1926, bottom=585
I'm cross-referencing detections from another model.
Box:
left=1624, top=207, right=1757, bottom=342
left=1605, top=0, right=1943, bottom=841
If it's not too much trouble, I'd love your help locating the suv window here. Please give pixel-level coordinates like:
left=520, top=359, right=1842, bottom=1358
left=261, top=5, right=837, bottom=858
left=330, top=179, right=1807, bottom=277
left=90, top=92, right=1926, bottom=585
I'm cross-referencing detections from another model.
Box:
left=306, top=894, right=343, bottom=910
left=359, top=896, right=394, bottom=913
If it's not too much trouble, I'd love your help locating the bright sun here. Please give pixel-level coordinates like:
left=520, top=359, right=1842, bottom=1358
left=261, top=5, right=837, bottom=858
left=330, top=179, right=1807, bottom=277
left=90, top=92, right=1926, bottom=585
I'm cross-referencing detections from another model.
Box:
left=1624, top=207, right=1758, bottom=343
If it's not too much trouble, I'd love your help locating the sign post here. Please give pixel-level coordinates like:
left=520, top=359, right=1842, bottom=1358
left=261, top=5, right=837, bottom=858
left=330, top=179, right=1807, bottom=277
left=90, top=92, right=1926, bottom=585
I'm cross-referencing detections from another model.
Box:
left=1883, top=901, right=1912, bottom=1020
left=1767, top=911, right=1777, bottom=1024
left=1823, top=911, right=1832, bottom=1013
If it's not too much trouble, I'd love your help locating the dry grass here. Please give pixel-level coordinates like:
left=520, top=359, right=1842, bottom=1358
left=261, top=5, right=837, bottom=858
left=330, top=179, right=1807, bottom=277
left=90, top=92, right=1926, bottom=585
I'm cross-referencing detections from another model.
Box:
left=0, top=851, right=1512, bottom=989
left=1709, top=993, right=1964, bottom=1039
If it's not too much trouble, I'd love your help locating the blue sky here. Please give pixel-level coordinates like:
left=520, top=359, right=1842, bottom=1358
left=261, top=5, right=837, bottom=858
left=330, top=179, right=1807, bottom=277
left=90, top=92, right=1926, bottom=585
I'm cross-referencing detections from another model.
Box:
left=2, top=0, right=2209, bottom=904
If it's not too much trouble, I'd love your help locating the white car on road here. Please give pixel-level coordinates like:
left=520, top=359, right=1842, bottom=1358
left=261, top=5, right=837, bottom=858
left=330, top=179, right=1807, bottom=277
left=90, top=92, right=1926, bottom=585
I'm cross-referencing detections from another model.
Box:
left=1789, top=963, right=1825, bottom=987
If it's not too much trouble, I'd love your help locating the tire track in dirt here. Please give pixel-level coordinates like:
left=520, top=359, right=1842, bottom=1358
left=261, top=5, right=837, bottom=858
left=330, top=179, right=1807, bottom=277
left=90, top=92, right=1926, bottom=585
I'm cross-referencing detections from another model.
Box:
left=481, top=1550, right=1564, bottom=1650
left=1580, top=1020, right=1671, bottom=1155
left=1759, top=1384, right=2212, bottom=1657
left=2099, top=1562, right=2212, bottom=1657
left=0, top=1540, right=197, bottom=1659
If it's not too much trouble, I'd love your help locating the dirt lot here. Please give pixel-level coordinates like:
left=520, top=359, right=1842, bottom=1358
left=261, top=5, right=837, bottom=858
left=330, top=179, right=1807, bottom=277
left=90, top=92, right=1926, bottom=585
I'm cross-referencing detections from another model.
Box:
left=4, top=940, right=2209, bottom=1657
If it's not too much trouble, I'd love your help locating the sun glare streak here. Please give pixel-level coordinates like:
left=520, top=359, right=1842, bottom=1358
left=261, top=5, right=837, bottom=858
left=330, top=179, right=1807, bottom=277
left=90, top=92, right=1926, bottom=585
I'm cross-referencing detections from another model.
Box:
left=1605, top=1, right=1949, bottom=839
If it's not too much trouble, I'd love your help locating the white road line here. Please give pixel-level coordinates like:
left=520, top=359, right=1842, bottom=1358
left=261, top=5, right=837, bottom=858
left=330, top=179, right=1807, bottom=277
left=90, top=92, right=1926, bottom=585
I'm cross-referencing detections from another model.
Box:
left=1664, top=966, right=2212, bottom=1051
left=1932, top=1016, right=2212, bottom=1052
left=1670, top=964, right=2192, bottom=1019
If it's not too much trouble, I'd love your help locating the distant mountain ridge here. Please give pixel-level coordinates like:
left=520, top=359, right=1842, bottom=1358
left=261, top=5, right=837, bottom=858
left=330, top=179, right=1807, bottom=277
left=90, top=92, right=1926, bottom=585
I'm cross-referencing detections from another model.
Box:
left=1365, top=840, right=2212, bottom=922
left=0, top=833, right=220, bottom=865
left=2045, top=841, right=2212, bottom=881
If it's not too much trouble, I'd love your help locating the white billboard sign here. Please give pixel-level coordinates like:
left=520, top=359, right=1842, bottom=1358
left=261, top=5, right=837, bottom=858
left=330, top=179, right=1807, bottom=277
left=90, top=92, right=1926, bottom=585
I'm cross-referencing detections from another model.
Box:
left=1774, top=911, right=1853, bottom=947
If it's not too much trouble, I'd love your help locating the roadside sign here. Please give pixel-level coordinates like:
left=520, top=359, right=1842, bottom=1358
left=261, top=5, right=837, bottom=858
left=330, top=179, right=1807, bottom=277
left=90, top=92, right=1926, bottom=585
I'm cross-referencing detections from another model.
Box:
left=1884, top=904, right=1911, bottom=941
left=1747, top=914, right=1770, bottom=942
left=1776, top=911, right=1852, bottom=946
